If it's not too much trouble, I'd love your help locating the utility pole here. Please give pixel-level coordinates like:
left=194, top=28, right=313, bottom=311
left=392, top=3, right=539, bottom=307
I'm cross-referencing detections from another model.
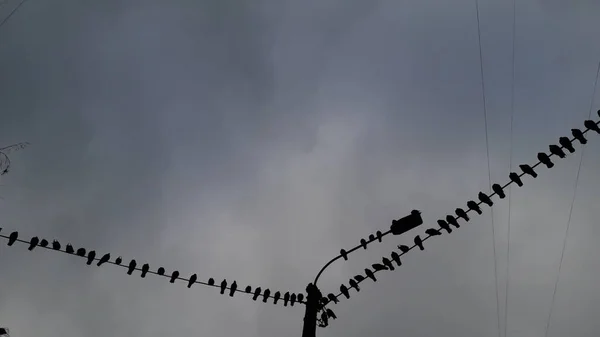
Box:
left=301, top=284, right=321, bottom=337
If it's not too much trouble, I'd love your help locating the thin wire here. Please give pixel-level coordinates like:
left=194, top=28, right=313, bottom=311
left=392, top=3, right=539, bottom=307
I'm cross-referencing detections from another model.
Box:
left=543, top=61, right=600, bottom=337
left=0, top=0, right=29, bottom=31
left=474, top=1, right=501, bottom=336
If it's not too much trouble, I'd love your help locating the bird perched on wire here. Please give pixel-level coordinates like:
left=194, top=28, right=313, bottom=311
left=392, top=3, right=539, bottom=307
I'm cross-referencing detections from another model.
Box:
left=76, top=248, right=86, bottom=257
left=65, top=243, right=74, bottom=253
left=478, top=192, right=493, bottom=207
left=127, top=260, right=137, bottom=275
left=52, top=240, right=61, bottom=250
left=425, top=228, right=441, bottom=236
left=520, top=164, right=537, bottom=178
left=437, top=220, right=452, bottom=234
left=115, top=256, right=123, bottom=265
left=262, top=289, right=271, bottom=303
left=340, top=249, right=348, bottom=261
left=170, top=271, right=179, bottom=283
left=549, top=144, right=566, bottom=158
left=8, top=231, right=18, bottom=246
left=86, top=251, right=96, bottom=265
left=157, top=267, right=165, bottom=276
left=273, top=291, right=281, bottom=304
left=326, top=309, right=337, bottom=320
left=340, top=285, right=350, bottom=299
left=376, top=230, right=383, bottom=242
left=397, top=245, right=410, bottom=253
left=349, top=278, right=360, bottom=292
left=297, top=293, right=304, bottom=303
left=229, top=281, right=237, bottom=297
left=252, top=287, right=261, bottom=301
left=187, top=274, right=197, bottom=288
left=372, top=263, right=388, bottom=272
left=327, top=293, right=338, bottom=304
left=446, top=215, right=461, bottom=228
left=140, top=263, right=150, bottom=278
left=584, top=120, right=600, bottom=134
left=368, top=234, right=376, bottom=242
left=283, top=292, right=291, bottom=306
left=97, top=253, right=110, bottom=266
left=391, top=251, right=402, bottom=266
left=353, top=275, right=365, bottom=283
left=492, top=184, right=506, bottom=198
left=365, top=268, right=377, bottom=282
left=208, top=278, right=215, bottom=286
left=414, top=235, right=424, bottom=250
left=571, top=129, right=587, bottom=144
left=467, top=200, right=482, bottom=214
left=382, top=257, right=395, bottom=271
left=360, top=238, right=367, bottom=250
left=220, top=280, right=228, bottom=294
left=509, top=172, right=523, bottom=187
left=244, top=285, right=251, bottom=293
left=28, top=236, right=39, bottom=251
left=537, top=152, right=554, bottom=168
left=559, top=137, right=575, bottom=153
left=455, top=208, right=469, bottom=221
left=39, top=239, right=48, bottom=248
left=290, top=293, right=297, bottom=306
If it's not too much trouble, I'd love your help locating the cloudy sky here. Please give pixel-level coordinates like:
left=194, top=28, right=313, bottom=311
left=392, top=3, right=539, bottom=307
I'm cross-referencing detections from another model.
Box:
left=1, top=0, right=600, bottom=336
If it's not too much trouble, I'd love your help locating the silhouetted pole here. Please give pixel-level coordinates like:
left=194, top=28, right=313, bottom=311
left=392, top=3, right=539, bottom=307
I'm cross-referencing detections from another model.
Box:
left=301, top=283, right=321, bottom=337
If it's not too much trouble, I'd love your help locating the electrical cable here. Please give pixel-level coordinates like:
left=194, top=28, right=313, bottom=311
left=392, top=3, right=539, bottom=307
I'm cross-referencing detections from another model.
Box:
left=0, top=0, right=29, bottom=31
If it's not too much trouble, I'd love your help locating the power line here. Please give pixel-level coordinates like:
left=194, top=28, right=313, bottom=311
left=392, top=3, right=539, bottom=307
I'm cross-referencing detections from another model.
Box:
left=0, top=0, right=29, bottom=31
left=543, top=62, right=600, bottom=337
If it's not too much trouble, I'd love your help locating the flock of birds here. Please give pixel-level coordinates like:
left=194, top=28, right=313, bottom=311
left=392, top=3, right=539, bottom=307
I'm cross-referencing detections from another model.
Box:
left=314, top=115, right=600, bottom=327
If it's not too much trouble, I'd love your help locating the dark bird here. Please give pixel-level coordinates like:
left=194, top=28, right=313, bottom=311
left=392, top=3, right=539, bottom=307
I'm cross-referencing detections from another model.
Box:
left=208, top=278, right=215, bottom=286
left=571, top=129, right=587, bottom=144
left=28, top=236, right=39, bottom=251
left=340, top=285, right=350, bottom=299
left=39, top=239, right=49, bottom=248
left=509, top=172, right=523, bottom=187
left=320, top=296, right=330, bottom=307
left=354, top=275, right=365, bottom=282
left=170, top=271, right=179, bottom=283
left=127, top=260, right=137, bottom=275
left=290, top=293, right=297, bottom=306
left=492, top=184, right=506, bottom=198
left=273, top=291, right=281, bottom=304
left=76, top=248, right=86, bottom=257
left=320, top=312, right=329, bottom=327
left=97, top=253, right=110, bottom=266
left=447, top=215, right=461, bottom=228
left=391, top=252, right=402, bottom=266
left=360, top=238, right=367, bottom=250
left=52, top=240, right=61, bottom=250
left=398, top=245, right=410, bottom=253
left=229, top=281, right=237, bottom=297
left=326, top=309, right=337, bottom=320
left=368, top=234, right=376, bottom=242
left=520, top=164, right=538, bottom=178
left=140, top=263, right=150, bottom=278
left=252, top=287, right=261, bottom=301
left=437, top=219, right=452, bottom=234
left=340, top=249, right=348, bottom=261
left=455, top=208, right=469, bottom=221
left=297, top=294, right=304, bottom=303
left=157, top=267, right=165, bottom=275
left=349, top=279, right=360, bottom=291
left=187, top=274, right=197, bottom=288
left=391, top=209, right=424, bottom=235
left=549, top=144, right=566, bottom=158
left=263, top=289, right=271, bottom=303
left=376, top=230, right=383, bottom=242
left=584, top=120, right=600, bottom=134
left=478, top=192, right=493, bottom=207
left=414, top=235, right=424, bottom=251
left=283, top=292, right=291, bottom=306
left=65, top=244, right=74, bottom=254
left=426, top=228, right=441, bottom=236
left=559, top=137, right=575, bottom=153
left=537, top=152, right=554, bottom=168
left=8, top=231, right=18, bottom=246
left=372, top=263, right=388, bottom=272
left=220, top=280, right=227, bottom=294
left=327, top=293, right=339, bottom=304
left=245, top=285, right=252, bottom=293
left=86, top=251, right=96, bottom=265
left=365, top=268, right=377, bottom=282
left=382, top=257, right=395, bottom=271
left=467, top=200, right=482, bottom=214
left=115, top=256, right=122, bottom=265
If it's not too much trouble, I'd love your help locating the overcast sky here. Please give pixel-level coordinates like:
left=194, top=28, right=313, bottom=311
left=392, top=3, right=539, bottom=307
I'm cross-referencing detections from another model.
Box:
left=1, top=0, right=600, bottom=336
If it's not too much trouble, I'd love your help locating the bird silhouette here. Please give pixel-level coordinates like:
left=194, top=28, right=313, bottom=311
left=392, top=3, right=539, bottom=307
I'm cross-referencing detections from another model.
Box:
left=492, top=184, right=506, bottom=198
left=549, top=144, right=566, bottom=158
left=349, top=279, right=360, bottom=291
left=115, top=256, right=122, bottom=265
left=365, top=268, right=377, bottom=282
left=76, top=248, right=86, bottom=257
left=39, top=239, right=49, bottom=248
left=273, top=291, right=281, bottom=304
left=86, top=251, right=96, bottom=265
left=414, top=235, right=424, bottom=250
left=446, top=215, right=461, bottom=228
left=229, top=281, right=237, bottom=297
left=252, top=287, right=261, bottom=301
left=187, top=274, right=197, bottom=288
left=372, top=263, right=388, bottom=271
left=368, top=234, right=375, bottom=242
left=391, top=251, right=402, bottom=266
left=584, top=120, right=600, bottom=134
left=426, top=228, right=441, bottom=236
left=220, top=280, right=228, bottom=294
left=327, top=293, right=339, bottom=304
left=437, top=219, right=452, bottom=234
left=65, top=244, right=74, bottom=253
left=170, top=271, right=179, bottom=283
left=52, top=240, right=61, bottom=250
left=467, top=200, right=482, bottom=214
left=571, top=129, right=587, bottom=144
left=28, top=236, right=39, bottom=251
left=320, top=312, right=329, bottom=327
left=157, top=267, right=165, bottom=275
left=245, top=285, right=252, bottom=293
left=354, top=275, right=365, bottom=282
left=455, top=208, right=469, bottom=221
left=297, top=293, right=304, bottom=303
left=127, top=260, right=137, bottom=275
left=537, top=152, right=554, bottom=168
left=376, top=230, right=383, bottom=242
left=8, top=231, right=18, bottom=246
left=382, top=257, right=395, bottom=271
left=290, top=293, right=297, bottom=306
left=360, top=239, right=367, bottom=250
left=140, top=264, right=150, bottom=278
left=559, top=137, right=575, bottom=153
left=326, top=309, right=337, bottom=320
left=398, top=245, right=410, bottom=253
left=478, top=192, right=493, bottom=207
left=340, top=285, right=350, bottom=299
left=340, top=249, right=348, bottom=261
left=208, top=278, right=215, bottom=286
left=97, top=253, right=110, bottom=266
left=283, top=291, right=291, bottom=306
left=262, top=289, right=271, bottom=302
left=520, top=164, right=538, bottom=178
left=509, top=172, right=523, bottom=187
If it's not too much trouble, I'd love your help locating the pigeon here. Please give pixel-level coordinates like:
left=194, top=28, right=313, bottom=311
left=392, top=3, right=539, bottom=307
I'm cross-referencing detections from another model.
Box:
left=376, top=230, right=383, bottom=242
left=455, top=208, right=469, bottom=221
left=28, top=236, right=39, bottom=251
left=229, top=281, right=237, bottom=296
left=188, top=274, right=197, bottom=288
left=354, top=275, right=365, bottom=282
left=140, top=263, right=149, bottom=277
left=76, top=248, right=86, bottom=257
left=297, top=294, right=304, bottom=303
left=365, top=268, right=377, bottom=282
left=115, top=256, right=122, bottom=265
left=327, top=293, right=339, bottom=304
left=97, top=253, right=110, bottom=266
left=170, top=271, right=179, bottom=283
left=437, top=219, right=452, bottom=233
left=262, top=289, right=271, bottom=303
left=372, top=263, right=388, bottom=271
left=398, top=245, right=410, bottom=253
left=446, top=215, right=461, bottom=228
left=39, top=239, right=49, bottom=248
left=157, top=267, right=165, bottom=275
left=320, top=296, right=331, bottom=307
left=360, top=239, right=368, bottom=250
left=86, top=251, right=96, bottom=265
left=290, top=293, right=297, bottom=306
left=283, top=292, right=291, bottom=306
left=220, top=280, right=228, bottom=294
left=425, top=228, right=441, bottom=236
left=340, top=285, right=350, bottom=299
left=340, top=249, right=348, bottom=261
left=478, top=192, right=493, bottom=207
left=559, top=137, right=575, bottom=153
left=584, top=120, right=600, bottom=134
left=549, top=144, right=566, bottom=158
left=391, top=252, right=402, bottom=266
left=127, top=260, right=137, bottom=275
left=208, top=278, right=215, bottom=286
left=8, top=231, right=18, bottom=246
left=571, top=129, right=587, bottom=144
left=414, top=235, right=424, bottom=250
left=492, top=184, right=506, bottom=198
left=509, top=172, right=523, bottom=187
left=467, top=200, right=482, bottom=214
left=520, top=164, right=538, bottom=178
left=382, top=257, right=395, bottom=270
left=245, top=285, right=252, bottom=293
left=326, top=309, right=337, bottom=320
left=349, top=279, right=360, bottom=291
left=52, top=240, right=61, bottom=250
left=320, top=312, right=329, bottom=327
left=252, top=287, right=261, bottom=301
left=369, top=234, right=376, bottom=242
left=537, top=152, right=554, bottom=168
left=273, top=291, right=281, bottom=304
